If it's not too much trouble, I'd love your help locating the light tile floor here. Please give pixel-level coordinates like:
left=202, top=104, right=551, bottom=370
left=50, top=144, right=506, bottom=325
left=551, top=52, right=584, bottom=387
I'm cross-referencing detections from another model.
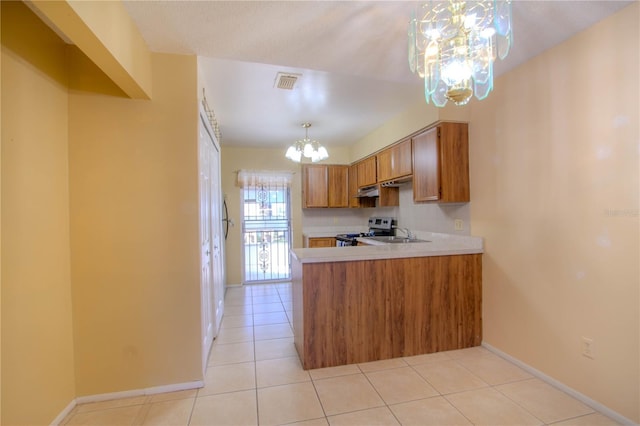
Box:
left=62, top=283, right=621, bottom=426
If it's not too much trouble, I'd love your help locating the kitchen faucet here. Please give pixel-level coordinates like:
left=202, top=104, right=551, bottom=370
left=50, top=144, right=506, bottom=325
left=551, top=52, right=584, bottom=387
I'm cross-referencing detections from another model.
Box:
left=393, top=226, right=414, bottom=240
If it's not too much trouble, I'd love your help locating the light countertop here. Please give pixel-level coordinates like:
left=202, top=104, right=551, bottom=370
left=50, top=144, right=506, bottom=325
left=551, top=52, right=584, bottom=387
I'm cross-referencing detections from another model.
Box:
left=292, top=232, right=483, bottom=263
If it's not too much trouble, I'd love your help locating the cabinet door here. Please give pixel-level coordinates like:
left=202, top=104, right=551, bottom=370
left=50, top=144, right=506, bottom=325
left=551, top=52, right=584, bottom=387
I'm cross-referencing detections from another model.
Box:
left=348, top=165, right=376, bottom=208
left=438, top=122, right=470, bottom=203
left=377, top=139, right=412, bottom=183
left=412, top=127, right=441, bottom=202
left=357, top=156, right=377, bottom=187
left=412, top=123, right=470, bottom=203
left=376, top=148, right=393, bottom=182
left=393, top=139, right=413, bottom=178
left=348, top=164, right=359, bottom=208
left=328, top=165, right=349, bottom=207
left=303, top=165, right=328, bottom=207
left=378, top=186, right=399, bottom=207
left=308, top=237, right=336, bottom=248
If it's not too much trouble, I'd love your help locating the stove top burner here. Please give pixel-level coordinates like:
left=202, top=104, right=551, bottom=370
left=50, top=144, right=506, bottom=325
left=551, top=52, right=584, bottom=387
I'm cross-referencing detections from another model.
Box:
left=335, top=217, right=396, bottom=247
left=336, top=232, right=373, bottom=239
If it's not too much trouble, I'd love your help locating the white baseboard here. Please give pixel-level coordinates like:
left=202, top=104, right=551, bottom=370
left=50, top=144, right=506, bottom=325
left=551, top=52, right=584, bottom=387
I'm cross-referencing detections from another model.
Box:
left=75, top=380, right=204, bottom=404
left=55, top=380, right=204, bottom=424
left=50, top=399, right=76, bottom=426
left=482, top=342, right=637, bottom=426
left=75, top=388, right=145, bottom=405
left=144, top=380, right=205, bottom=396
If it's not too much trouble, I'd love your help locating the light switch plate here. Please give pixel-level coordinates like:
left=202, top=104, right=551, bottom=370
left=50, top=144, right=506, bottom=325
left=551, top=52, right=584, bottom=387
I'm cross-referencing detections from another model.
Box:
left=582, top=337, right=594, bottom=359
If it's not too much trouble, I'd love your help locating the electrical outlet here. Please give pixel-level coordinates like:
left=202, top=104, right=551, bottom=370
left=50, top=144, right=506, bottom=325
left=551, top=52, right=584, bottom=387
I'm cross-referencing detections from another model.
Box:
left=582, top=337, right=594, bottom=359
left=454, top=219, right=464, bottom=231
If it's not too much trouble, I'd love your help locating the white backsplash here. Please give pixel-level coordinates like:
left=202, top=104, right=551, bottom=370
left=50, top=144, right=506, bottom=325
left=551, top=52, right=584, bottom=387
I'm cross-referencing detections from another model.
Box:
left=396, top=186, right=471, bottom=235
left=301, top=185, right=471, bottom=235
left=301, top=207, right=388, bottom=231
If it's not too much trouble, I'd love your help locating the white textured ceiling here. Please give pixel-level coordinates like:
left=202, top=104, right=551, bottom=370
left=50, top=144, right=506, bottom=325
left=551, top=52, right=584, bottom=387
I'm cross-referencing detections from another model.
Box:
left=123, top=0, right=632, bottom=149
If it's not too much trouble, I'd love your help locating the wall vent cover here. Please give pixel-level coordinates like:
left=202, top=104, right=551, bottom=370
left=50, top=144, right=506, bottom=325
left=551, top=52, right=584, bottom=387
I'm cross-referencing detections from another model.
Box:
left=274, top=72, right=300, bottom=90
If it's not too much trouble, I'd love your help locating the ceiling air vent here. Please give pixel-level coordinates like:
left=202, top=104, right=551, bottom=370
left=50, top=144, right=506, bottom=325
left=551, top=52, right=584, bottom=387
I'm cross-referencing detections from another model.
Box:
left=274, top=72, right=300, bottom=90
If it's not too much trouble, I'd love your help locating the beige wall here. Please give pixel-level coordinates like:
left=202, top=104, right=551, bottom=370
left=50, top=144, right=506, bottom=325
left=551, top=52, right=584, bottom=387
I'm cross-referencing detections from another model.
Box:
left=3, top=0, right=206, bottom=418
left=349, top=100, right=438, bottom=162
left=349, top=97, right=471, bottom=163
left=469, top=4, right=639, bottom=422
left=68, top=53, right=202, bottom=396
left=29, top=0, right=153, bottom=99
left=1, top=2, right=76, bottom=424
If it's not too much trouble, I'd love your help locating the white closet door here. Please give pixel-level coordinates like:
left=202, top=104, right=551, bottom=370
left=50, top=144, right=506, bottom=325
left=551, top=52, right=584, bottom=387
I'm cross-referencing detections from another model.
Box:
left=199, top=113, right=224, bottom=372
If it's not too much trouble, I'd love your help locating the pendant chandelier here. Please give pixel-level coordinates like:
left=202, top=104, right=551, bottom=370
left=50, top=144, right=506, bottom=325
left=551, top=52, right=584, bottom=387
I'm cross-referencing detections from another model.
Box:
left=285, top=123, right=329, bottom=163
left=408, top=0, right=513, bottom=107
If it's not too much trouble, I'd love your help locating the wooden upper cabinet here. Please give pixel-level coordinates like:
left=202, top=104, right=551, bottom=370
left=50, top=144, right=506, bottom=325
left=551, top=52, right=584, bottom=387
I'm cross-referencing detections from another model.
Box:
left=393, top=139, right=413, bottom=178
left=302, top=164, right=349, bottom=208
left=376, top=149, right=393, bottom=183
left=412, top=122, right=469, bottom=203
left=356, top=156, right=377, bottom=188
left=377, top=139, right=412, bottom=183
left=302, top=165, right=328, bottom=208
left=348, top=164, right=359, bottom=208
left=348, top=165, right=376, bottom=208
left=327, top=165, right=349, bottom=208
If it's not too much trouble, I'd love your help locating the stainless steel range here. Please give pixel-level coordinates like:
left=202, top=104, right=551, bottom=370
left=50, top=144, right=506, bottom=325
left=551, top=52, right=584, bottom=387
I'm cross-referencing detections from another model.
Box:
left=335, top=217, right=396, bottom=247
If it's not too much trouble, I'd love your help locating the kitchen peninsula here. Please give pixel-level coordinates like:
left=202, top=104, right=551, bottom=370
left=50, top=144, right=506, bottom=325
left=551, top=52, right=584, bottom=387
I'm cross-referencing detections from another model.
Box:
left=291, top=233, right=483, bottom=370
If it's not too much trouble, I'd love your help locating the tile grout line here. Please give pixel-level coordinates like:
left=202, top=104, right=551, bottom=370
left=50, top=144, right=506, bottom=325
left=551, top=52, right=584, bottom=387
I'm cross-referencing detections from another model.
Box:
left=395, top=357, right=477, bottom=425
left=308, top=366, right=330, bottom=424
left=185, top=394, right=198, bottom=426
left=251, top=285, right=263, bottom=426
left=403, top=355, right=497, bottom=425
left=440, top=393, right=477, bottom=426
left=438, top=355, right=554, bottom=425
left=489, top=375, right=550, bottom=425
left=246, top=285, right=260, bottom=426
left=279, top=283, right=327, bottom=425
left=357, top=363, right=404, bottom=424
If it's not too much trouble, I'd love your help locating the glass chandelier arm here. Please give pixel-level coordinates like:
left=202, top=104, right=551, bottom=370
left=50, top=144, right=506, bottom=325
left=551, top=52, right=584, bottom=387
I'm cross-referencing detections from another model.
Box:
left=494, top=0, right=512, bottom=36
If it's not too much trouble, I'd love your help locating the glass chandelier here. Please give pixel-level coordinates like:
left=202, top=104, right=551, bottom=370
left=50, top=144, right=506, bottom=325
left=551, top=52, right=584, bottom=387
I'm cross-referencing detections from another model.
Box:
left=285, top=123, right=329, bottom=163
left=408, top=0, right=513, bottom=107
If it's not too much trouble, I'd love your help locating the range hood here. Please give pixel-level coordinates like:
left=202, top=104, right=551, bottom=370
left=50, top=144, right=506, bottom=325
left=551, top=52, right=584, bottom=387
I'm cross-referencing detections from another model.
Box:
left=380, top=176, right=413, bottom=187
left=356, top=185, right=379, bottom=198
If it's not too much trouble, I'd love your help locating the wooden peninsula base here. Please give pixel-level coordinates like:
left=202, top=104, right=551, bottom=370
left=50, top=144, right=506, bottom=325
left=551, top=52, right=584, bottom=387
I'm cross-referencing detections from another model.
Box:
left=292, top=254, right=482, bottom=370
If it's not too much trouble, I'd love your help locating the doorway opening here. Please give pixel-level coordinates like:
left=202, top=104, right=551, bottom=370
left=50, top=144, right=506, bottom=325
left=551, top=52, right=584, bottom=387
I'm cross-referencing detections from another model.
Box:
left=240, top=174, right=292, bottom=283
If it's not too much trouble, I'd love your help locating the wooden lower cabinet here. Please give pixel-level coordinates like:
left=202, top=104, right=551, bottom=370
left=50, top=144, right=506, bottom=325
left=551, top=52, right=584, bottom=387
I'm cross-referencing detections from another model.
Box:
left=306, top=237, right=336, bottom=248
left=292, top=254, right=482, bottom=369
